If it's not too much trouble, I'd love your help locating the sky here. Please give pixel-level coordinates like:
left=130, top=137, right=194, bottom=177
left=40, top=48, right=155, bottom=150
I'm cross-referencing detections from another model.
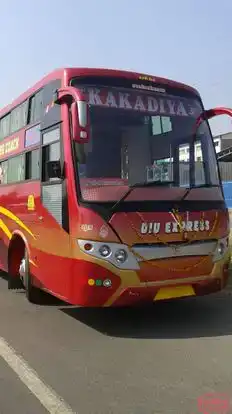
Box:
left=0, top=0, right=232, bottom=136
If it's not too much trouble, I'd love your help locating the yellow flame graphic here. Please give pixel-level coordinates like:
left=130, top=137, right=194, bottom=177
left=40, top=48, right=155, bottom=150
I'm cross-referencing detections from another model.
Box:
left=0, top=206, right=35, bottom=240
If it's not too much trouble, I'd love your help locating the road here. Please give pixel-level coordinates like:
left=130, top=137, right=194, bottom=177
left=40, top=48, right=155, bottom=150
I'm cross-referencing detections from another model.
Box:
left=0, top=273, right=232, bottom=414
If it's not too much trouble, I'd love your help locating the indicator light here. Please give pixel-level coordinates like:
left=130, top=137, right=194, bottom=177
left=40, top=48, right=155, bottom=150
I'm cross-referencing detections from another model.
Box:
left=84, top=243, right=93, bottom=251
left=115, top=249, right=128, bottom=263
left=95, top=279, right=102, bottom=286
left=99, top=245, right=111, bottom=257
left=88, top=278, right=95, bottom=286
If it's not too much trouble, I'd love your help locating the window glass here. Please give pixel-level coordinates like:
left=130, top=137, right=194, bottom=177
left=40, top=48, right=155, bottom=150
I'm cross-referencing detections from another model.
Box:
left=28, top=90, right=43, bottom=124
left=26, top=149, right=40, bottom=180
left=7, top=154, right=25, bottom=183
left=0, top=161, right=8, bottom=184
left=194, top=141, right=205, bottom=185
left=72, top=84, right=220, bottom=202
left=49, top=142, right=60, bottom=161
left=151, top=116, right=172, bottom=135
left=179, top=144, right=190, bottom=187
left=25, top=124, right=41, bottom=148
left=10, top=101, right=28, bottom=134
left=0, top=115, right=10, bottom=140
left=43, top=127, right=60, bottom=145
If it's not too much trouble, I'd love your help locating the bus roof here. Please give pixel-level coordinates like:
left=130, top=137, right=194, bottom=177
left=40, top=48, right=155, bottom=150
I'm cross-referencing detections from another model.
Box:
left=0, top=67, right=200, bottom=118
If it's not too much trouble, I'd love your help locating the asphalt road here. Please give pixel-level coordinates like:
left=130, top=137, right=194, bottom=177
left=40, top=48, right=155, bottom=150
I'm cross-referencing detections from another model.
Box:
left=0, top=273, right=232, bottom=414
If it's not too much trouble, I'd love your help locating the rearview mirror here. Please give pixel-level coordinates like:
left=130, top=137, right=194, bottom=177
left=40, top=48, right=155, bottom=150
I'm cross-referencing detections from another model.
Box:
left=196, top=107, right=232, bottom=128
left=54, top=86, right=90, bottom=143
left=71, top=100, right=89, bottom=143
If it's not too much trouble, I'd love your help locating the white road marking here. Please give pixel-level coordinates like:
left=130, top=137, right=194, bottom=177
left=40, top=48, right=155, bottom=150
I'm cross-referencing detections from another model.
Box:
left=0, top=336, right=76, bottom=413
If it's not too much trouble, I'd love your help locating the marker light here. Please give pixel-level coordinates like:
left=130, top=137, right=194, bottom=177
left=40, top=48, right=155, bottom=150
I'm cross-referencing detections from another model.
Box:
left=115, top=249, right=128, bottom=264
left=99, top=245, right=111, bottom=257
left=213, top=237, right=229, bottom=262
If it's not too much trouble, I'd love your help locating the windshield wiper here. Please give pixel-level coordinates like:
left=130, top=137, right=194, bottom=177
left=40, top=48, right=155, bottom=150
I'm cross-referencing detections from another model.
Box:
left=110, top=180, right=174, bottom=213
left=178, top=184, right=219, bottom=202
left=191, top=184, right=219, bottom=188
left=129, top=180, right=174, bottom=188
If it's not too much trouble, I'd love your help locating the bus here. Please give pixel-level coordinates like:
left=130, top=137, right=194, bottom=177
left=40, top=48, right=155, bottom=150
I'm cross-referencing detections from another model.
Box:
left=0, top=67, right=231, bottom=306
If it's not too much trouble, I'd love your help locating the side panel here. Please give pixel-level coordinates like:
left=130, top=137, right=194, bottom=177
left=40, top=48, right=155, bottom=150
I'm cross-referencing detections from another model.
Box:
left=0, top=180, right=72, bottom=300
left=31, top=79, right=73, bottom=299
left=0, top=77, right=74, bottom=302
left=0, top=181, right=41, bottom=271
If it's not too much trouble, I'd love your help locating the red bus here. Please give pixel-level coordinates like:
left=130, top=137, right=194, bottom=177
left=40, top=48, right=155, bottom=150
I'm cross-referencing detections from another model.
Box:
left=0, top=67, right=231, bottom=306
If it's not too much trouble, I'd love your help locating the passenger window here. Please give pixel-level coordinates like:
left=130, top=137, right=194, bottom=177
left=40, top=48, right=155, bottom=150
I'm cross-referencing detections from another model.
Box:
left=0, top=161, right=8, bottom=184
left=10, top=101, right=28, bottom=134
left=25, top=149, right=40, bottom=180
left=0, top=114, right=10, bottom=141
left=7, top=155, right=25, bottom=183
left=28, top=90, right=43, bottom=124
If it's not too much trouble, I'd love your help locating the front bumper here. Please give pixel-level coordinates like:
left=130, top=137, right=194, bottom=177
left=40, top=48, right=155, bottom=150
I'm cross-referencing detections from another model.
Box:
left=69, top=252, right=231, bottom=307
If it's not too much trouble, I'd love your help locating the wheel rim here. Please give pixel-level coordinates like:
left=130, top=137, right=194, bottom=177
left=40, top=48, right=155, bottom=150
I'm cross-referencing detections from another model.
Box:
left=19, top=256, right=26, bottom=286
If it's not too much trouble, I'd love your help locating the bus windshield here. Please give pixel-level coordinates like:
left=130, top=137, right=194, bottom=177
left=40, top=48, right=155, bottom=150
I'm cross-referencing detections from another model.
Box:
left=73, top=85, right=220, bottom=202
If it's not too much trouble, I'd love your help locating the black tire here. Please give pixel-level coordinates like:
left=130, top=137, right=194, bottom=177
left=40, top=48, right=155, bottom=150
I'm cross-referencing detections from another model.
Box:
left=24, top=249, right=43, bottom=304
left=8, top=273, right=24, bottom=290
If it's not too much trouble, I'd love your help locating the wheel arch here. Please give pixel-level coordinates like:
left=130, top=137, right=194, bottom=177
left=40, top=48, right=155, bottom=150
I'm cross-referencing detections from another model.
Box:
left=8, top=230, right=30, bottom=275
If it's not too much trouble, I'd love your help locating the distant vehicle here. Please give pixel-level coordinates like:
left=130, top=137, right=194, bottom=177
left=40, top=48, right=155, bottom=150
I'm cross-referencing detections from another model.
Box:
left=0, top=67, right=231, bottom=306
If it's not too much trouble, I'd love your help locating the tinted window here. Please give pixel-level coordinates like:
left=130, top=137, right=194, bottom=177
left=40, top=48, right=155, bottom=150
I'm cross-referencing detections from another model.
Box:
left=7, top=154, right=25, bottom=183
left=0, top=160, right=8, bottom=184
left=0, top=114, right=10, bottom=140
left=10, top=101, right=28, bottom=134
left=42, top=141, right=60, bottom=182
left=43, top=127, right=60, bottom=145
left=28, top=90, right=43, bottom=124
left=26, top=149, right=40, bottom=180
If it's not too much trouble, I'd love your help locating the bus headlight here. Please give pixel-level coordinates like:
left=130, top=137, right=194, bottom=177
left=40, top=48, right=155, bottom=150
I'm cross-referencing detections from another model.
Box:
left=99, top=245, right=111, bottom=258
left=213, top=237, right=229, bottom=262
left=115, top=249, right=128, bottom=264
left=217, top=243, right=224, bottom=256
left=77, top=240, right=139, bottom=270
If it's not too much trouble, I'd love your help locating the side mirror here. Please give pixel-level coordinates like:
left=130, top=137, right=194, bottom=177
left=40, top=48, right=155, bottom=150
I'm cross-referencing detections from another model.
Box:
left=46, top=160, right=62, bottom=179
left=54, top=86, right=90, bottom=144
left=196, top=107, right=232, bottom=128
left=71, top=100, right=89, bottom=143
left=193, top=107, right=232, bottom=144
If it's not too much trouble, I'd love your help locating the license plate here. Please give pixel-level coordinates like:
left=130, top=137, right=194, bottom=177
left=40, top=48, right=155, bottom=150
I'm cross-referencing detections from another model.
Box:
left=154, top=285, right=195, bottom=301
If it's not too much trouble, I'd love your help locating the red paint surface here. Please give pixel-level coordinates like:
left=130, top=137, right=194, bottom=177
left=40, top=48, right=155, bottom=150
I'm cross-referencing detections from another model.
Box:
left=0, top=68, right=200, bottom=120
left=0, top=67, right=230, bottom=307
